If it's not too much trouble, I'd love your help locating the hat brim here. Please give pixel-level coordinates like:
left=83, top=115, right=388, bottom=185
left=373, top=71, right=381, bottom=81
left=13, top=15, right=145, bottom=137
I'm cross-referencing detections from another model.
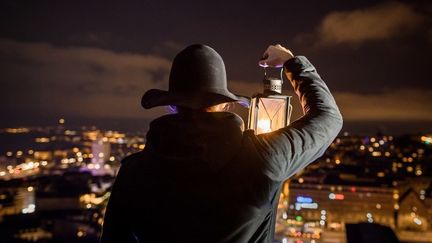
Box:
left=142, top=89, right=250, bottom=109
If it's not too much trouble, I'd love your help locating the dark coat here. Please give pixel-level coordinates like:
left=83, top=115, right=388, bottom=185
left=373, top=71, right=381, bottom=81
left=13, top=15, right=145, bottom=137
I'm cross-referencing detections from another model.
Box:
left=101, top=56, right=343, bottom=243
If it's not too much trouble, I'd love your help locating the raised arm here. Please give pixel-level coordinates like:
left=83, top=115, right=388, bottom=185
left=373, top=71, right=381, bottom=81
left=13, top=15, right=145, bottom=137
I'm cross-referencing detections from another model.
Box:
left=255, top=44, right=343, bottom=181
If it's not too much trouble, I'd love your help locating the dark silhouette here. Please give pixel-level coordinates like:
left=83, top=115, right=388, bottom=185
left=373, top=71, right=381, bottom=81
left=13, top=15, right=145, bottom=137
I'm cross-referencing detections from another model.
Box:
left=101, top=44, right=343, bottom=242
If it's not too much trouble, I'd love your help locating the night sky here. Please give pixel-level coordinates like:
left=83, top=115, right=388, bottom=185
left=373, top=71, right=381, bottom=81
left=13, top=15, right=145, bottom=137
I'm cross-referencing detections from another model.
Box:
left=1, top=0, right=431, bottom=134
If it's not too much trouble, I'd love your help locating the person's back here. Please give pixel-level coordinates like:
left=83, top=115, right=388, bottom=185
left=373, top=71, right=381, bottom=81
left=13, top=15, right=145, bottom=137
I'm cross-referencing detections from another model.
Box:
left=101, top=44, right=343, bottom=242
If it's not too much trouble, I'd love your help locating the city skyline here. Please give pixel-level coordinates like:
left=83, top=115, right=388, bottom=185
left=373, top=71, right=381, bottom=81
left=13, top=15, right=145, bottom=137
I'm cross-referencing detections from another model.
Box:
left=1, top=121, right=431, bottom=242
left=1, top=0, right=431, bottom=134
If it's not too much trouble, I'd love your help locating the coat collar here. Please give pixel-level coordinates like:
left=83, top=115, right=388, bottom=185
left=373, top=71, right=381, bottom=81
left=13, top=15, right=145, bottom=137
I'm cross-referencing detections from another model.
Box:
left=145, top=112, right=244, bottom=171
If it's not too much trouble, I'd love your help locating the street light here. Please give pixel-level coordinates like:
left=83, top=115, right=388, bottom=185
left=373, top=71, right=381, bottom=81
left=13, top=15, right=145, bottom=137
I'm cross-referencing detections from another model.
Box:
left=248, top=68, right=292, bottom=134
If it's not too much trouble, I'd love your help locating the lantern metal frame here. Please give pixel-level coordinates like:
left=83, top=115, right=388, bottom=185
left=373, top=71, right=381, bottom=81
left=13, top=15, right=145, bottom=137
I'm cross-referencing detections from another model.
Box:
left=248, top=94, right=292, bottom=134
left=247, top=67, right=293, bottom=134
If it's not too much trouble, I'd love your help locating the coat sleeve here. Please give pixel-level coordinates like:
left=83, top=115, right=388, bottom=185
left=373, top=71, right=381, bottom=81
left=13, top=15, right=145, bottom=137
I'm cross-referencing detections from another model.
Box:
left=100, top=161, right=137, bottom=243
left=255, top=56, right=343, bottom=181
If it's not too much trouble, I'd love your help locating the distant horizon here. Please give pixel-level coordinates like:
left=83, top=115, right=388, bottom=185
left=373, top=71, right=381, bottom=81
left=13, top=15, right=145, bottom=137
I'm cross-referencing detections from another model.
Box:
left=1, top=116, right=430, bottom=137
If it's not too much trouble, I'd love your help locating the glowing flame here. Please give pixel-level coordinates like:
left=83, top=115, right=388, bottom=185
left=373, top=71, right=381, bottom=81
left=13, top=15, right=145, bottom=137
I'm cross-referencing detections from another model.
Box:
left=257, top=119, right=272, bottom=133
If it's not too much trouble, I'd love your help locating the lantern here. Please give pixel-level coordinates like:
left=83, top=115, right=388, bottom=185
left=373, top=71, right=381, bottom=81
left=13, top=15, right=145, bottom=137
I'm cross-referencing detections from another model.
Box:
left=248, top=68, right=292, bottom=134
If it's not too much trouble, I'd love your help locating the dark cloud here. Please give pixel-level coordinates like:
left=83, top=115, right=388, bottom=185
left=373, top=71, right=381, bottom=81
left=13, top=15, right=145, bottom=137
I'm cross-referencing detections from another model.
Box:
left=0, top=38, right=171, bottom=119
left=316, top=2, right=426, bottom=46
left=151, top=41, right=186, bottom=59
left=333, top=89, right=432, bottom=121
left=0, top=0, right=431, bottom=132
left=290, top=2, right=432, bottom=98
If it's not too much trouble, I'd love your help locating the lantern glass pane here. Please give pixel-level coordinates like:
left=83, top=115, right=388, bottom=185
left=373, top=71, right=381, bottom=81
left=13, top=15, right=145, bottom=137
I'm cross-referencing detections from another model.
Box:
left=257, top=97, right=287, bottom=134
left=248, top=95, right=292, bottom=134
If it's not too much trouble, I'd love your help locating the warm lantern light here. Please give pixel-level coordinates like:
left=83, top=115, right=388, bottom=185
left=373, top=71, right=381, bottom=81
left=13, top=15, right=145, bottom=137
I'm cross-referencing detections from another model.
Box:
left=257, top=119, right=272, bottom=133
left=248, top=68, right=292, bottom=134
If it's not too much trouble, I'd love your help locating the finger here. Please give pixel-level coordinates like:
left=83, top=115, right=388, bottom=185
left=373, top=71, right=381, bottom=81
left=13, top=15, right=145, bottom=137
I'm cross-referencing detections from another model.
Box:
left=258, top=60, right=268, bottom=67
left=260, top=57, right=279, bottom=67
left=261, top=47, right=272, bottom=59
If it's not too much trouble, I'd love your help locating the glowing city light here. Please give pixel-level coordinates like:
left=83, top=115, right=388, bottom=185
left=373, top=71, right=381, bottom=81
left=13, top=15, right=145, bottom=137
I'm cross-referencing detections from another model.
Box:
left=421, top=135, right=431, bottom=145
left=77, top=231, right=85, bottom=237
left=296, top=196, right=313, bottom=203
left=295, top=203, right=318, bottom=210
left=366, top=212, right=373, bottom=223
left=328, top=193, right=344, bottom=200
left=22, top=204, right=35, bottom=214
left=35, top=137, right=50, bottom=143
left=372, top=151, right=382, bottom=157
left=6, top=128, right=30, bottom=133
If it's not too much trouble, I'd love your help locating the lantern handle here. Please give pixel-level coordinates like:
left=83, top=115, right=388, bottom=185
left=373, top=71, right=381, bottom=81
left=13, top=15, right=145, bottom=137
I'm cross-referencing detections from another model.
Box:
left=263, top=67, right=284, bottom=83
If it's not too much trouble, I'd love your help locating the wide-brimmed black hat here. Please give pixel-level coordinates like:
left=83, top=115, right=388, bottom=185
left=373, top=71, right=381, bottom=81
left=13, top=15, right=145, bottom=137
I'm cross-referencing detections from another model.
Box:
left=141, top=44, right=250, bottom=109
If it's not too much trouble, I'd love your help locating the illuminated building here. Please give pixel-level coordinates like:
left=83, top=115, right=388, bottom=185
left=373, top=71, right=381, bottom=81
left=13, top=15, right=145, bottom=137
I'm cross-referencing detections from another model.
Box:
left=396, top=188, right=430, bottom=231
left=285, top=183, right=396, bottom=229
left=33, top=151, right=52, bottom=161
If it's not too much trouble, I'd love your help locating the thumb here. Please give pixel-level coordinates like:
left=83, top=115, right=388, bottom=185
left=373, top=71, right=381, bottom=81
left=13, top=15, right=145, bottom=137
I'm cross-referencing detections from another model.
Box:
left=258, top=60, right=268, bottom=67
left=258, top=53, right=269, bottom=67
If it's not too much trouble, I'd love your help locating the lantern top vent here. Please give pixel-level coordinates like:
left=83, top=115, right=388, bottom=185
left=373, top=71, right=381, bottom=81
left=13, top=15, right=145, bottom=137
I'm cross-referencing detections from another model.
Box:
left=262, top=67, right=284, bottom=95
left=263, top=78, right=282, bottom=95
